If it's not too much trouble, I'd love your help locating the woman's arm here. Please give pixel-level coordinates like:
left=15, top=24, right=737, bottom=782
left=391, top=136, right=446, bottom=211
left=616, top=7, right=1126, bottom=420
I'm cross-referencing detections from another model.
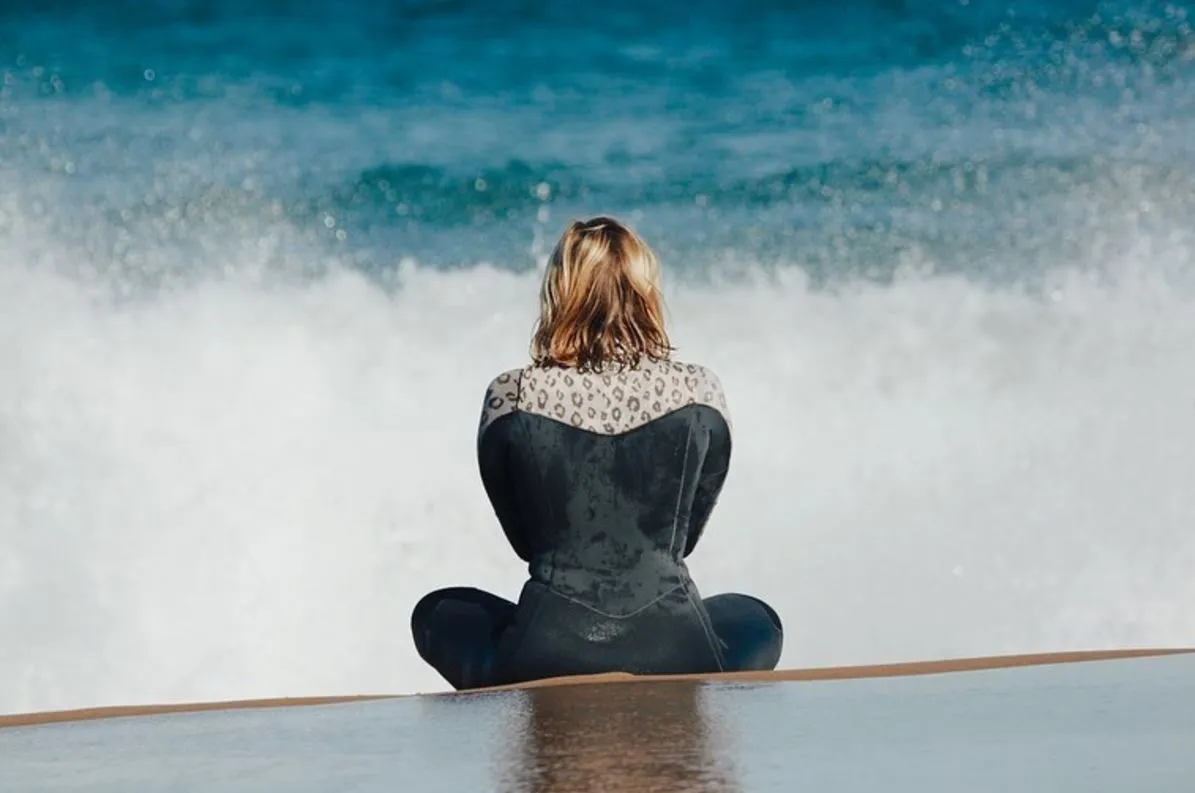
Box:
left=477, top=422, right=534, bottom=562
left=477, top=372, right=535, bottom=562
left=683, top=412, right=732, bottom=558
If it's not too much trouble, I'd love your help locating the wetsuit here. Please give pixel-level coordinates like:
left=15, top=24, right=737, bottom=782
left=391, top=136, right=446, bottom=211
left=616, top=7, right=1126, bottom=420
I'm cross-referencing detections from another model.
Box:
left=411, top=358, right=783, bottom=690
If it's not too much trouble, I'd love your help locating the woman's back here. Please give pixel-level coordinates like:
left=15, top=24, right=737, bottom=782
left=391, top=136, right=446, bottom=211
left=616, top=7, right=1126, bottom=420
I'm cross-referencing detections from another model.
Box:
left=410, top=216, right=781, bottom=690
left=477, top=358, right=732, bottom=614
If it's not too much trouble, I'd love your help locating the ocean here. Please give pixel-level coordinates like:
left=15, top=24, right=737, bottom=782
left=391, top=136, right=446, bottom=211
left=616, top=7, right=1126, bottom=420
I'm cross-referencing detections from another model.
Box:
left=1, top=0, right=1193, bottom=715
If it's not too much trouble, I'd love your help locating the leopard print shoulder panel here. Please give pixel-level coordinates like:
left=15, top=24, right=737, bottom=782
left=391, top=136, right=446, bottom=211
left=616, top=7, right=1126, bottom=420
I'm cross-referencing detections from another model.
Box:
left=478, top=368, right=524, bottom=435
left=478, top=358, right=731, bottom=437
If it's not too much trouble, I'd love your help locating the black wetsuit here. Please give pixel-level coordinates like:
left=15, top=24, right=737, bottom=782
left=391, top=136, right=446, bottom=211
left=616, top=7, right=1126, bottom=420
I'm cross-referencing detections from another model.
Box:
left=411, top=359, right=783, bottom=690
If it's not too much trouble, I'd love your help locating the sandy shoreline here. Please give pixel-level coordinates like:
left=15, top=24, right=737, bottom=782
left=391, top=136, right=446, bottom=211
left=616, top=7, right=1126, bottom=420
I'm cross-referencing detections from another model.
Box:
left=3, top=647, right=1190, bottom=730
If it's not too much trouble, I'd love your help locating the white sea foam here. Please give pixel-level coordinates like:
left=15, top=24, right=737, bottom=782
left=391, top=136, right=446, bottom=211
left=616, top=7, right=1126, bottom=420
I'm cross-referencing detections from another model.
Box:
left=2, top=213, right=1193, bottom=716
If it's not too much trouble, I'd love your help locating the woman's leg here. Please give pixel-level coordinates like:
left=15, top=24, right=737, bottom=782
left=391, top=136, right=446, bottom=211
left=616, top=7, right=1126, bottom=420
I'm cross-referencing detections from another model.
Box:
left=703, top=593, right=784, bottom=672
left=411, top=587, right=517, bottom=690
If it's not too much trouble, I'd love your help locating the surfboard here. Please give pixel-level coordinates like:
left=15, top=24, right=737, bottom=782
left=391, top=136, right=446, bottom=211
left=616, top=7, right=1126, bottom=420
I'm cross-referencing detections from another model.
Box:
left=2, top=648, right=1193, bottom=792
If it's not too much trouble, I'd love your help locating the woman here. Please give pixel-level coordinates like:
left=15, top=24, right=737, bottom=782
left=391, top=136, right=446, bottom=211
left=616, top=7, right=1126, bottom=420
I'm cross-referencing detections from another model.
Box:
left=411, top=216, right=783, bottom=690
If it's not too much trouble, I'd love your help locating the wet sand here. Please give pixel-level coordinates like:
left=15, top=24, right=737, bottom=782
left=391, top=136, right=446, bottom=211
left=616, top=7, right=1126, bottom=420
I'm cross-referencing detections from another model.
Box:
left=2, top=646, right=1190, bottom=729
left=4, top=648, right=1194, bottom=793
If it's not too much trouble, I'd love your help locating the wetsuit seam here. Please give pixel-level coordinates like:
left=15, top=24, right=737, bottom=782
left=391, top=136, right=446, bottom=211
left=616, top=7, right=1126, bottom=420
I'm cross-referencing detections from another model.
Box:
left=684, top=583, right=726, bottom=672
left=492, top=584, right=547, bottom=687
left=544, top=584, right=686, bottom=619
left=668, top=421, right=694, bottom=559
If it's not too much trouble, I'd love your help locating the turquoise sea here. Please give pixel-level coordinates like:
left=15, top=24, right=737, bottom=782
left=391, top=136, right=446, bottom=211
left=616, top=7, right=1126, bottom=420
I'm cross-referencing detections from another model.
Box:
left=2, top=0, right=1193, bottom=714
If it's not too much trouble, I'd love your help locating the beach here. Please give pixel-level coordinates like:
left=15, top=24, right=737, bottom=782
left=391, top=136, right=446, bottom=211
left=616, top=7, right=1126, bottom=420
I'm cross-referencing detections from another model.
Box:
left=3, top=0, right=1194, bottom=741
left=2, top=649, right=1193, bottom=792
left=2, top=647, right=1190, bottom=728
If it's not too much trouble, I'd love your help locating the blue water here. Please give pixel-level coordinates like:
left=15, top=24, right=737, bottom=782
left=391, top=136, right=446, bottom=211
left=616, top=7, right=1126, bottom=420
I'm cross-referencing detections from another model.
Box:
left=5, top=0, right=1194, bottom=281
left=2, top=1, right=1194, bottom=715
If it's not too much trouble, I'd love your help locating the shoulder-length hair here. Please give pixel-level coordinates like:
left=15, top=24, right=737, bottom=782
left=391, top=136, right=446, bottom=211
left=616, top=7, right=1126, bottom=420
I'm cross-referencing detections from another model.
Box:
left=531, top=216, right=673, bottom=371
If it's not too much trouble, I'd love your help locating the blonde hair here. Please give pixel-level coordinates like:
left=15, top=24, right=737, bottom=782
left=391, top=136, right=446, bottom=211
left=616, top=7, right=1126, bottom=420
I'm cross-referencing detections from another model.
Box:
left=531, top=216, right=673, bottom=371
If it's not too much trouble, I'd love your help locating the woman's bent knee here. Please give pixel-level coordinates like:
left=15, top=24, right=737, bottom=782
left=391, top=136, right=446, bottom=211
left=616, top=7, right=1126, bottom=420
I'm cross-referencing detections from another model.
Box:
left=409, top=587, right=517, bottom=689
left=704, top=592, right=784, bottom=673
left=740, top=593, right=782, bottom=633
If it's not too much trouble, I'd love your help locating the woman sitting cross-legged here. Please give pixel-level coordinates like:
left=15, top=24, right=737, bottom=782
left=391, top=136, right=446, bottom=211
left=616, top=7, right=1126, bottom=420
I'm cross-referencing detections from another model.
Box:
left=411, top=215, right=783, bottom=690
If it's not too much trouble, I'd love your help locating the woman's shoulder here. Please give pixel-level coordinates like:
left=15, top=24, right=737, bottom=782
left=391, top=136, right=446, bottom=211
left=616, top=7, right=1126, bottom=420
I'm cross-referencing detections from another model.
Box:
left=496, top=358, right=727, bottom=423
left=655, top=357, right=724, bottom=386
left=478, top=366, right=528, bottom=434
left=654, top=358, right=730, bottom=417
left=478, top=357, right=730, bottom=436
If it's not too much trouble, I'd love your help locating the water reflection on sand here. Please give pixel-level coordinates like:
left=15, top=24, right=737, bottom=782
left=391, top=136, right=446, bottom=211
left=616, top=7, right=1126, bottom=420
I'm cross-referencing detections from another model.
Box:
left=496, top=680, right=739, bottom=793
